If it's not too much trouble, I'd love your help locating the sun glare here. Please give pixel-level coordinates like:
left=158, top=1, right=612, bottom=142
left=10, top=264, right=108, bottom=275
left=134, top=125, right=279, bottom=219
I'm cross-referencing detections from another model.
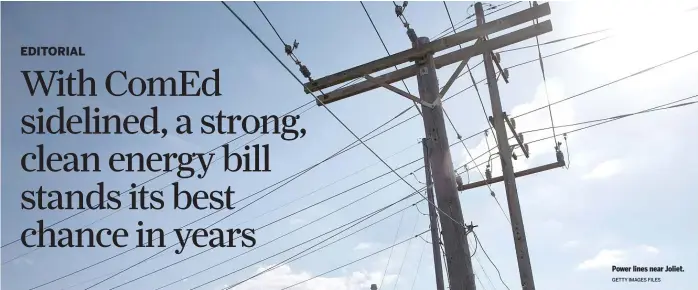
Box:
left=572, top=1, right=698, bottom=80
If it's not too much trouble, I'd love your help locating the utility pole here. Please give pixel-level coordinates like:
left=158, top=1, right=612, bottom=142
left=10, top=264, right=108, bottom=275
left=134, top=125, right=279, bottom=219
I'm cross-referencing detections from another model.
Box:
left=422, top=138, right=446, bottom=290
left=302, top=4, right=553, bottom=290
left=469, top=3, right=558, bottom=290
left=414, top=35, right=476, bottom=290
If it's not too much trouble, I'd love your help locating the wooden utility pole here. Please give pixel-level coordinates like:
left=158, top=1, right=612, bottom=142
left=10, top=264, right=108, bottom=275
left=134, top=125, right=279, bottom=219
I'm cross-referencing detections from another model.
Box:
left=303, top=4, right=554, bottom=290
left=422, top=139, right=446, bottom=290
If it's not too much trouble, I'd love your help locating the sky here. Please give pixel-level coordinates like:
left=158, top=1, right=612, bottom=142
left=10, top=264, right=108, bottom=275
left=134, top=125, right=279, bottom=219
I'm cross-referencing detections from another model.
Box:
left=2, top=1, right=698, bottom=290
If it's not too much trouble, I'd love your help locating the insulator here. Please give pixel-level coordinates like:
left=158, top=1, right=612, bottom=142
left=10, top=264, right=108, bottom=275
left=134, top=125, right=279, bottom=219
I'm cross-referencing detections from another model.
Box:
left=395, top=6, right=403, bottom=16
left=485, top=167, right=492, bottom=179
left=407, top=29, right=417, bottom=43
left=456, top=175, right=463, bottom=187
left=511, top=117, right=516, bottom=129
left=512, top=152, right=518, bottom=160
left=495, top=52, right=501, bottom=63
left=525, top=143, right=530, bottom=153
left=503, top=68, right=510, bottom=80
left=490, top=190, right=495, bottom=197
left=488, top=116, right=494, bottom=125
left=556, top=148, right=565, bottom=164
left=403, top=1, right=408, bottom=7
left=284, top=44, right=293, bottom=55
left=299, top=65, right=311, bottom=79
left=371, top=284, right=378, bottom=290
left=518, top=133, right=524, bottom=143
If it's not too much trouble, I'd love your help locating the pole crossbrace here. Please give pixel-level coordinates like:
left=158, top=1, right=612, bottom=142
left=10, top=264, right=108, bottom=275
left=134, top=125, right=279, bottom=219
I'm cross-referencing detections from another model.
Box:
left=364, top=75, right=435, bottom=108
left=457, top=160, right=564, bottom=192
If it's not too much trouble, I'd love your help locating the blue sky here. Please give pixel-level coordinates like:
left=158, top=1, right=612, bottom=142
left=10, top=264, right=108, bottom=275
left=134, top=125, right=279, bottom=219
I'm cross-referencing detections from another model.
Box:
left=2, top=1, right=698, bottom=290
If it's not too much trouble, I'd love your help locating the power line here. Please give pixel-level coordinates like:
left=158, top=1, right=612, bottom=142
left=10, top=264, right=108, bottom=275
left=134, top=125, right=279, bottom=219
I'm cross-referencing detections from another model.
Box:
left=276, top=230, right=429, bottom=290
left=512, top=48, right=698, bottom=120
left=391, top=210, right=422, bottom=290
left=153, top=193, right=425, bottom=289
left=188, top=194, right=427, bottom=290
left=529, top=1, right=558, bottom=146
left=220, top=0, right=479, bottom=248
left=110, top=165, right=424, bottom=289
left=253, top=1, right=286, bottom=46
left=432, top=1, right=521, bottom=40
left=473, top=231, right=511, bottom=290
left=378, top=210, right=407, bottom=290
left=80, top=154, right=426, bottom=289
left=499, top=28, right=609, bottom=53
left=455, top=94, right=698, bottom=176
left=360, top=1, right=422, bottom=116
left=442, top=0, right=510, bottom=225
left=40, top=9, right=690, bottom=290
left=408, top=241, right=428, bottom=290
left=147, top=64, right=698, bottom=290
left=79, top=30, right=639, bottom=285
left=24, top=90, right=421, bottom=288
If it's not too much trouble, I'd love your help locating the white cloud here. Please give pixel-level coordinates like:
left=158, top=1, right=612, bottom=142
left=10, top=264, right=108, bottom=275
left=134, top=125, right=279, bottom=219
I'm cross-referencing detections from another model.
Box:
left=577, top=245, right=661, bottom=270
left=577, top=249, right=626, bottom=270
left=639, top=245, right=660, bottom=255
left=582, top=159, right=622, bottom=180
left=226, top=264, right=394, bottom=290
left=354, top=243, right=373, bottom=251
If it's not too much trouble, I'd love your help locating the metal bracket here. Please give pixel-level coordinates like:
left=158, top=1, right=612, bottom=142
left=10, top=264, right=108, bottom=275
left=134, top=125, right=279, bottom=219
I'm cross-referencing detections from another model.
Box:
left=504, top=112, right=529, bottom=158
left=363, top=75, right=435, bottom=108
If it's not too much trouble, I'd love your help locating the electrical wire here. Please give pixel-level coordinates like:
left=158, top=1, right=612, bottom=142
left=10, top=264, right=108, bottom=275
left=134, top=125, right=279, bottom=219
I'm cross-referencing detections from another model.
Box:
left=391, top=210, right=422, bottom=290
left=529, top=1, right=558, bottom=146
left=16, top=4, right=696, bottom=290
left=472, top=231, right=511, bottom=290
left=9, top=2, right=691, bottom=252
left=110, top=167, right=424, bottom=289
left=432, top=1, right=521, bottom=40
left=360, top=1, right=423, bottom=117
left=275, top=231, right=429, bottom=290
left=24, top=82, right=422, bottom=289
left=220, top=0, right=484, bottom=252
left=442, top=0, right=510, bottom=225
left=45, top=8, right=698, bottom=289
left=112, top=36, right=694, bottom=284
left=512, top=48, right=698, bottom=120
left=220, top=11, right=519, bottom=290
left=190, top=196, right=428, bottom=290
left=377, top=208, right=407, bottom=290
left=154, top=191, right=426, bottom=290
left=455, top=95, right=698, bottom=177
left=408, top=241, right=428, bottom=290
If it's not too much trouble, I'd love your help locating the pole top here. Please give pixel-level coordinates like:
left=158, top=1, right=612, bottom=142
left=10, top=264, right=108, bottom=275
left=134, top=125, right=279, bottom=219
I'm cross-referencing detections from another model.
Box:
left=371, top=284, right=378, bottom=290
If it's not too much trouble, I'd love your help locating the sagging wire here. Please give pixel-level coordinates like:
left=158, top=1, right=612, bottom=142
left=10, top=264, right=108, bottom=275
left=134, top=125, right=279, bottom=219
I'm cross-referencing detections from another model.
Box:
left=529, top=1, right=562, bottom=158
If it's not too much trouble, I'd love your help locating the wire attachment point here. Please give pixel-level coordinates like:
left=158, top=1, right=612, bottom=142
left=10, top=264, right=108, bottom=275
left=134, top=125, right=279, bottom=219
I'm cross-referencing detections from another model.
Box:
left=465, top=222, right=478, bottom=235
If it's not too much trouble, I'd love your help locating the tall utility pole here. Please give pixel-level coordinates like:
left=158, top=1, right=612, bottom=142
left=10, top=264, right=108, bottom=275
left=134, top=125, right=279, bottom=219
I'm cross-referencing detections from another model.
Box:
left=422, top=139, right=446, bottom=290
left=414, top=35, right=476, bottom=290
left=302, top=4, right=553, bottom=290
left=474, top=3, right=538, bottom=290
